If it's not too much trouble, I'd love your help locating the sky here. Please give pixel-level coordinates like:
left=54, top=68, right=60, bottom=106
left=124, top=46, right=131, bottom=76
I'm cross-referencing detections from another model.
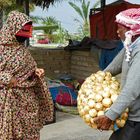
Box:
left=30, top=0, right=140, bottom=33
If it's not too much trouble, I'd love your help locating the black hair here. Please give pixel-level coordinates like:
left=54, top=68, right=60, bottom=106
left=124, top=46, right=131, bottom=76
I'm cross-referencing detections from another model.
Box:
left=16, top=36, right=28, bottom=43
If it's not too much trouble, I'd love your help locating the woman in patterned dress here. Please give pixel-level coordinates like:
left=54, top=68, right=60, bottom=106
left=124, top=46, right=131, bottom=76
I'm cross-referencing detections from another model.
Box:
left=0, top=11, right=54, bottom=140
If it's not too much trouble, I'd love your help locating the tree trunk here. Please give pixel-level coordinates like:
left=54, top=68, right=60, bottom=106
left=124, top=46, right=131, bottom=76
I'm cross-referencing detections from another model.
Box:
left=0, top=9, right=3, bottom=29
left=23, top=0, right=30, bottom=47
left=23, top=0, right=29, bottom=16
left=101, top=0, right=106, bottom=8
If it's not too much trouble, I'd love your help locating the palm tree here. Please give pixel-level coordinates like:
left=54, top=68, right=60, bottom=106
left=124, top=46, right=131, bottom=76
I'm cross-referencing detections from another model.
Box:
left=33, top=16, right=59, bottom=34
left=0, top=0, right=64, bottom=27
left=33, top=16, right=69, bottom=43
left=69, top=0, right=90, bottom=26
left=0, top=0, right=36, bottom=29
left=68, top=0, right=100, bottom=37
left=16, top=0, right=65, bottom=9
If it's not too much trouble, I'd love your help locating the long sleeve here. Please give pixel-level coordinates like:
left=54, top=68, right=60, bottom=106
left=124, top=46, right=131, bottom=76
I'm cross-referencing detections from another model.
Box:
left=104, top=48, right=125, bottom=76
left=105, top=53, right=140, bottom=120
left=0, top=51, right=12, bottom=85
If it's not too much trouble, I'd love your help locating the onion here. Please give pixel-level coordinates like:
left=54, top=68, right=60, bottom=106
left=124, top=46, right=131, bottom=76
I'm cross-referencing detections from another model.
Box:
left=96, top=85, right=103, bottom=91
left=97, top=71, right=106, bottom=77
left=84, top=114, right=91, bottom=123
left=125, top=108, right=129, bottom=113
left=104, top=87, right=110, bottom=92
left=106, top=72, right=112, bottom=77
left=97, top=111, right=104, bottom=116
left=102, top=98, right=112, bottom=108
left=85, top=89, right=93, bottom=96
left=109, top=89, right=117, bottom=95
left=121, top=112, right=128, bottom=120
left=110, top=83, right=119, bottom=90
left=95, top=103, right=103, bottom=111
left=105, top=76, right=111, bottom=81
left=111, top=94, right=118, bottom=102
left=82, top=98, right=88, bottom=106
left=102, top=91, right=111, bottom=98
left=88, top=94, right=95, bottom=100
left=96, top=75, right=104, bottom=83
left=89, top=109, right=97, bottom=117
left=116, top=119, right=126, bottom=128
left=83, top=105, right=90, bottom=113
left=95, top=94, right=103, bottom=102
left=79, top=109, right=85, bottom=116
left=111, top=77, right=116, bottom=81
left=90, top=75, right=96, bottom=81
left=77, top=71, right=128, bottom=130
left=88, top=100, right=96, bottom=108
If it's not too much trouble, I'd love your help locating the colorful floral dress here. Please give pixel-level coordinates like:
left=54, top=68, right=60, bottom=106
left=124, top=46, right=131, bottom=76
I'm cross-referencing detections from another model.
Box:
left=0, top=11, right=54, bottom=140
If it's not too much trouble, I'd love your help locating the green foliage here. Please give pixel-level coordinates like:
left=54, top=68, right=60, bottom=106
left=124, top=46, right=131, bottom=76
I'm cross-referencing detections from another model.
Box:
left=33, top=16, right=70, bottom=43
left=46, top=27, right=70, bottom=43
left=69, top=1, right=84, bottom=21
left=68, top=0, right=90, bottom=38
left=55, top=27, right=71, bottom=43
left=41, top=17, right=60, bottom=34
left=0, top=0, right=13, bottom=8
left=0, top=0, right=35, bottom=20
left=34, top=25, right=59, bottom=31
left=92, top=0, right=100, bottom=9
left=33, top=16, right=60, bottom=34
left=33, top=25, right=59, bottom=36
left=68, top=0, right=100, bottom=39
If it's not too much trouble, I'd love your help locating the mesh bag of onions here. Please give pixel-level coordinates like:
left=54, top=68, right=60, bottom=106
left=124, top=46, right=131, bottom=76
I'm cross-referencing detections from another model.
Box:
left=77, top=71, right=129, bottom=130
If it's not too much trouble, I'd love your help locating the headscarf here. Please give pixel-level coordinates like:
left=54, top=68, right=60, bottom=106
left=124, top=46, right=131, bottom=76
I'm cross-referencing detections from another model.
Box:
left=0, top=10, right=32, bottom=45
left=16, top=23, right=33, bottom=38
left=115, top=8, right=140, bottom=61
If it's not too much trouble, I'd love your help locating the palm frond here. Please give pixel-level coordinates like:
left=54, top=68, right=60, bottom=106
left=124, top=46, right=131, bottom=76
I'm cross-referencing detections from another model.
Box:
left=82, top=0, right=90, bottom=23
left=33, top=25, right=58, bottom=30
left=69, top=2, right=84, bottom=20
left=74, top=18, right=82, bottom=24
left=30, top=15, right=43, bottom=24
left=92, top=0, right=100, bottom=9
left=16, top=0, right=63, bottom=9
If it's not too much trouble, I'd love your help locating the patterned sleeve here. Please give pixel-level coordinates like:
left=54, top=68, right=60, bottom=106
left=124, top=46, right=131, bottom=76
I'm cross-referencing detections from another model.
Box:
left=0, top=71, right=13, bottom=85
left=0, top=45, right=13, bottom=85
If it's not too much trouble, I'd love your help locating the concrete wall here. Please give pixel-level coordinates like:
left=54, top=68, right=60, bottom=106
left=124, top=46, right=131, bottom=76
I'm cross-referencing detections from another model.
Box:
left=29, top=47, right=100, bottom=79
left=29, top=47, right=71, bottom=79
left=70, top=50, right=100, bottom=79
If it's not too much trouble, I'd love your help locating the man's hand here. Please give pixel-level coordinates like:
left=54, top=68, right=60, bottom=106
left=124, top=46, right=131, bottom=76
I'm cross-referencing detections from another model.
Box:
left=93, top=115, right=112, bottom=130
left=35, top=68, right=45, bottom=78
left=8, top=77, right=17, bottom=88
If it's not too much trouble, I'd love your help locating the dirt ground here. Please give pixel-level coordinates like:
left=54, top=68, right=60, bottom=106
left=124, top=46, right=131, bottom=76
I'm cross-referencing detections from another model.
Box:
left=40, top=111, right=112, bottom=140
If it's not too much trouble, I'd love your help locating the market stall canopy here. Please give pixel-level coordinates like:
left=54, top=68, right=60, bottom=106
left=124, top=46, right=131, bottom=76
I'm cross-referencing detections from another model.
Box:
left=90, top=0, right=140, bottom=40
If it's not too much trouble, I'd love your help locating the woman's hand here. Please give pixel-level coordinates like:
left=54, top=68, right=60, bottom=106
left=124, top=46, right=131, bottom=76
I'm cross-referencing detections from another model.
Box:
left=8, top=77, right=17, bottom=88
left=35, top=68, right=45, bottom=78
left=93, top=115, right=112, bottom=131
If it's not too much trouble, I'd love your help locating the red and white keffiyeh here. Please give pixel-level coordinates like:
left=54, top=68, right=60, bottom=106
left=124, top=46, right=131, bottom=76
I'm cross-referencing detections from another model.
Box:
left=115, top=8, right=140, bottom=61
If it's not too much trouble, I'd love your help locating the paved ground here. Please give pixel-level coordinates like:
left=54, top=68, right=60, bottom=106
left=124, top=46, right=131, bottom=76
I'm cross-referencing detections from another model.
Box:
left=40, top=111, right=112, bottom=140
